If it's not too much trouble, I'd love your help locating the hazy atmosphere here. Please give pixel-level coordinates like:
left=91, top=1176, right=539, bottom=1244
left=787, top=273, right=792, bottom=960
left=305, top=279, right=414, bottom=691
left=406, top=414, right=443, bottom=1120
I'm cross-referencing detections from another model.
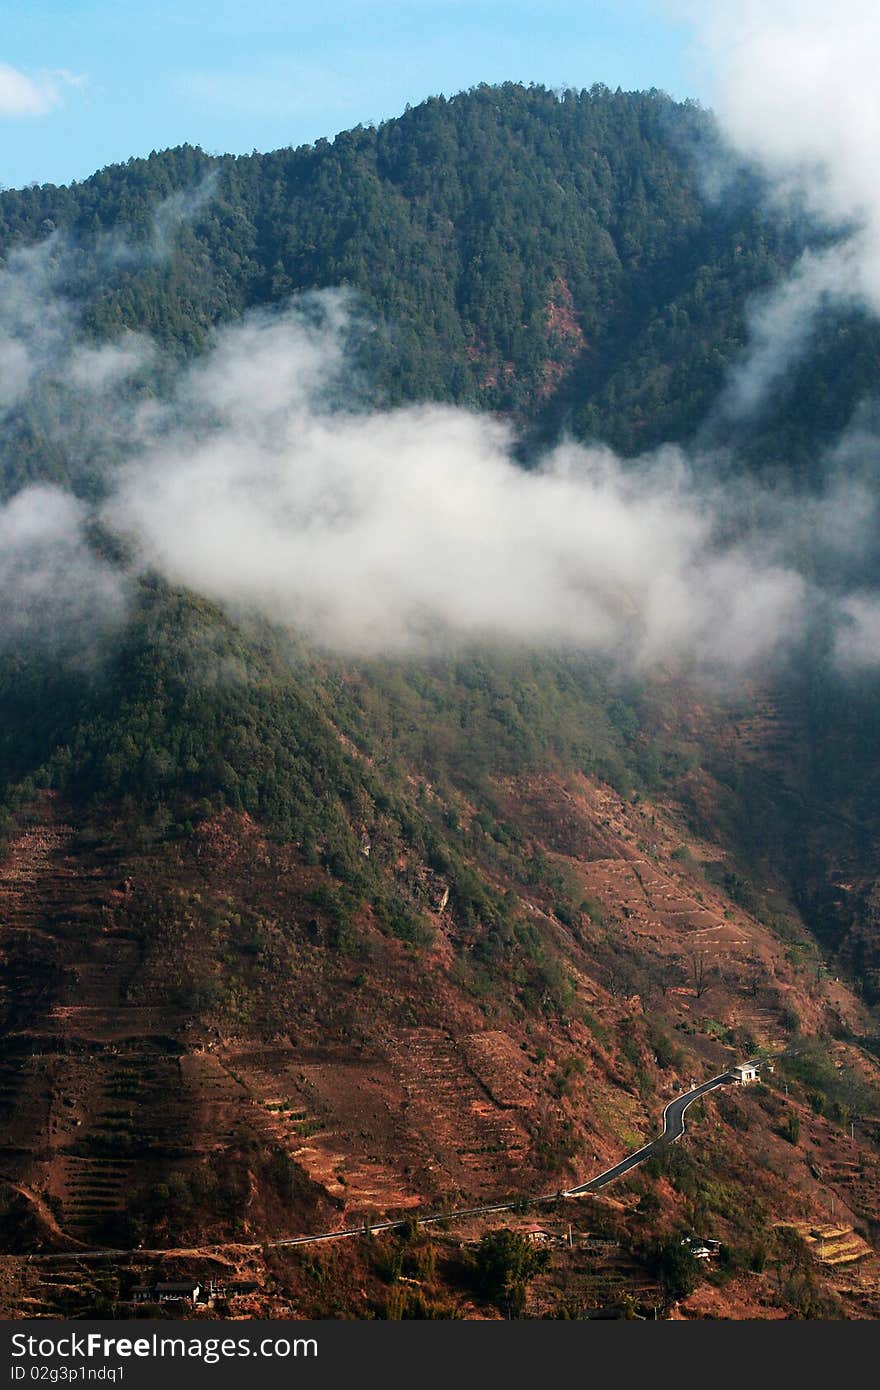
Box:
left=0, top=227, right=876, bottom=675
left=5, top=0, right=880, bottom=1338
left=3, top=0, right=880, bottom=674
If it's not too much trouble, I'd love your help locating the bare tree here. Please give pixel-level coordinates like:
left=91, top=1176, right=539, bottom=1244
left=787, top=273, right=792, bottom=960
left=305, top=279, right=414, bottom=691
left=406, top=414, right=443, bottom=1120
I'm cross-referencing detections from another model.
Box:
left=689, top=951, right=711, bottom=999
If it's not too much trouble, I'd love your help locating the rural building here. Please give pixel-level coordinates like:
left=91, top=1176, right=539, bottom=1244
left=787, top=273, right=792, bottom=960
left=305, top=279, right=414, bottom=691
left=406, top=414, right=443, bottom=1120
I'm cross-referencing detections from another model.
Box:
left=732, top=1061, right=760, bottom=1084
left=522, top=1227, right=553, bottom=1245
left=681, top=1236, right=717, bottom=1261
left=155, top=1281, right=201, bottom=1304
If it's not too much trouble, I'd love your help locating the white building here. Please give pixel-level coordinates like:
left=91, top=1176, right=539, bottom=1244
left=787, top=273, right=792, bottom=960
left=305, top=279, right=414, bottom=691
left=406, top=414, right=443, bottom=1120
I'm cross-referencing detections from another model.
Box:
left=681, top=1237, right=715, bottom=1261
left=732, top=1061, right=760, bottom=1084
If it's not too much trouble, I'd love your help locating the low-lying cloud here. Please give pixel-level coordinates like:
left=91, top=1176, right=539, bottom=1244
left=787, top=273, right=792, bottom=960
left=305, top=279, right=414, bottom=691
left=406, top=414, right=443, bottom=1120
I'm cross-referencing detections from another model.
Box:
left=685, top=0, right=880, bottom=417
left=3, top=279, right=879, bottom=675
left=3, top=32, right=880, bottom=675
left=100, top=301, right=808, bottom=672
left=0, top=234, right=154, bottom=423
left=0, top=486, right=127, bottom=655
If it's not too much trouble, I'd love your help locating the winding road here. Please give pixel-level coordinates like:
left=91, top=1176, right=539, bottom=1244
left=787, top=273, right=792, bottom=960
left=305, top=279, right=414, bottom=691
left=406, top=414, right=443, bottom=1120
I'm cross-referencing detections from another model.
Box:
left=269, top=1070, right=736, bottom=1245
left=562, top=1070, right=733, bottom=1196
left=16, top=1068, right=738, bottom=1261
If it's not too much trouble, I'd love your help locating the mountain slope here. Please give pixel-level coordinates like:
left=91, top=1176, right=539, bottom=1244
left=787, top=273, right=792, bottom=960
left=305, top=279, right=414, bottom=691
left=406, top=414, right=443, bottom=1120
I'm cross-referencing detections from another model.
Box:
left=3, top=81, right=865, bottom=491
left=2, top=84, right=880, bottom=1318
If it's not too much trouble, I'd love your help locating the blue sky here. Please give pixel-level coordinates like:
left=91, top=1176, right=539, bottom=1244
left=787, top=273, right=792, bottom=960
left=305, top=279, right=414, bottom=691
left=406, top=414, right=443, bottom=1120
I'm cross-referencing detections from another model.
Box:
left=1, top=1, right=707, bottom=190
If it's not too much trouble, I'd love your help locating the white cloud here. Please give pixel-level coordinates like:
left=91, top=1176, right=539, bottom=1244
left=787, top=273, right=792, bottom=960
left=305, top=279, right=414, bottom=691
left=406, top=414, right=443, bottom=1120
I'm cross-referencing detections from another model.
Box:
left=680, top=0, right=880, bottom=416
left=718, top=240, right=865, bottom=421
left=0, top=486, right=127, bottom=652
left=0, top=235, right=154, bottom=430
left=0, top=63, right=83, bottom=118
left=100, top=302, right=807, bottom=674
left=0, top=176, right=874, bottom=681
left=835, top=593, right=880, bottom=668
left=66, top=336, right=156, bottom=394
left=697, top=2, right=880, bottom=243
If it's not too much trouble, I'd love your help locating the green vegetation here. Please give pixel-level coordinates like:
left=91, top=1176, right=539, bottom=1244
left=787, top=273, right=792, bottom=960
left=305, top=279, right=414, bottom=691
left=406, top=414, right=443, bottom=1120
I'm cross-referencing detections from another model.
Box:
left=0, top=573, right=686, bottom=1025
left=647, top=1236, right=701, bottom=1303
left=4, top=80, right=873, bottom=501
left=780, top=1040, right=880, bottom=1124
left=2, top=86, right=877, bottom=1003
left=3, top=85, right=880, bottom=1316
left=471, top=1228, right=550, bottom=1316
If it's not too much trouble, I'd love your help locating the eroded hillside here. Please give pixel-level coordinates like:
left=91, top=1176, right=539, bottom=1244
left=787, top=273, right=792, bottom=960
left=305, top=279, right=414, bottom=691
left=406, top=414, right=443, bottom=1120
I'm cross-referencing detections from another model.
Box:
left=3, top=682, right=880, bottom=1319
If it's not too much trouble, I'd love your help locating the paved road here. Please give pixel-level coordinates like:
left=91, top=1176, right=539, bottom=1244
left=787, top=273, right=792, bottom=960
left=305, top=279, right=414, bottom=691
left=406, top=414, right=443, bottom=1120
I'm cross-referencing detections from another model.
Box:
left=563, top=1071, right=734, bottom=1196
left=17, top=1071, right=736, bottom=1261
left=273, top=1074, right=734, bottom=1243
left=269, top=1199, right=536, bottom=1249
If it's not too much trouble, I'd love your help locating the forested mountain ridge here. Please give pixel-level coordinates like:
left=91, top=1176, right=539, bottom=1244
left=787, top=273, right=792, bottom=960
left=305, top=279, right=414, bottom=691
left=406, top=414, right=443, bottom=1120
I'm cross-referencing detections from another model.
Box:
left=2, top=83, right=880, bottom=1319
left=3, top=80, right=869, bottom=483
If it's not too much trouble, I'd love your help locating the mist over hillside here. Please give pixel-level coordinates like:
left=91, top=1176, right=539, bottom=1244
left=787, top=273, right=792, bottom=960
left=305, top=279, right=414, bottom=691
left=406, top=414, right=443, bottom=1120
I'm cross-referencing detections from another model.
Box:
left=3, top=68, right=880, bottom=1319
left=0, top=80, right=879, bottom=673
left=1, top=77, right=880, bottom=977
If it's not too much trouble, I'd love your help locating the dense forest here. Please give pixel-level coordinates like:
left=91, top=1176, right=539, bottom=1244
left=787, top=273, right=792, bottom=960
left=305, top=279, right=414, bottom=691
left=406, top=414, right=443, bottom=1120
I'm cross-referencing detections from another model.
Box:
left=3, top=80, right=878, bottom=494
left=2, top=82, right=880, bottom=997
left=6, top=86, right=880, bottom=1310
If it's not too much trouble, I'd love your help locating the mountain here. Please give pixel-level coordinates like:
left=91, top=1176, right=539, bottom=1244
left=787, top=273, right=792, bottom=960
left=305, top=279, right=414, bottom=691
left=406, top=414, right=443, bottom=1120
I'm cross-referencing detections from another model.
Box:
left=2, top=83, right=880, bottom=1320
left=6, top=80, right=878, bottom=486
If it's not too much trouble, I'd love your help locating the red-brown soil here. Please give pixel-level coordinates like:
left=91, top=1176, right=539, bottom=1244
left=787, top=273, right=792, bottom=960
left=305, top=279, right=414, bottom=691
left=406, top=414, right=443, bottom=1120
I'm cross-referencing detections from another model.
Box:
left=2, top=739, right=880, bottom=1320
